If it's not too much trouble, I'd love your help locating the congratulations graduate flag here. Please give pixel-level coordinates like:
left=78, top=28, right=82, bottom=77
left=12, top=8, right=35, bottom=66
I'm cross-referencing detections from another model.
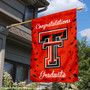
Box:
left=30, top=9, right=78, bottom=82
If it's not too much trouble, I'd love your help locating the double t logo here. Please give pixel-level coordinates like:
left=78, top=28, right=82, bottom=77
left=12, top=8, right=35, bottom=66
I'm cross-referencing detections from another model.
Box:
left=39, top=28, right=67, bottom=68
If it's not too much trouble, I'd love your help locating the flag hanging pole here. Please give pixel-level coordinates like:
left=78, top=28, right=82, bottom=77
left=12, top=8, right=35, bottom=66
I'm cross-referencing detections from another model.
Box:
left=77, top=7, right=83, bottom=10
left=7, top=7, right=83, bottom=28
left=7, top=20, right=32, bottom=28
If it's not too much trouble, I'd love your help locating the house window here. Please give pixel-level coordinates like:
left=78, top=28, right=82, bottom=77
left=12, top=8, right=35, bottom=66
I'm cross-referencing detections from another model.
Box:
left=23, top=7, right=34, bottom=29
left=4, top=62, right=14, bottom=77
left=27, top=69, right=31, bottom=83
left=4, top=60, right=30, bottom=83
left=15, top=64, right=27, bottom=82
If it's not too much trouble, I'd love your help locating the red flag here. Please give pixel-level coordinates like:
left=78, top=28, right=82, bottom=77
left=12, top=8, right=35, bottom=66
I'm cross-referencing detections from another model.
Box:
left=30, top=9, right=78, bottom=82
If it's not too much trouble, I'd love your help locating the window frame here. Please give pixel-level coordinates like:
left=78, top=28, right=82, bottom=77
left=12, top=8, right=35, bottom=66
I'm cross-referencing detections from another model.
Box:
left=22, top=6, right=34, bottom=29
left=4, top=59, right=29, bottom=82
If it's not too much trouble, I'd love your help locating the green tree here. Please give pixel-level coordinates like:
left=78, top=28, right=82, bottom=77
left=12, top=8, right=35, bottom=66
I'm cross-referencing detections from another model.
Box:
left=77, top=37, right=90, bottom=90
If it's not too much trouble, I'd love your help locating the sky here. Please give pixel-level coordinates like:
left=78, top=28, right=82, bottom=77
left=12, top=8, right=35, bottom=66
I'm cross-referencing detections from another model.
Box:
left=38, top=0, right=90, bottom=45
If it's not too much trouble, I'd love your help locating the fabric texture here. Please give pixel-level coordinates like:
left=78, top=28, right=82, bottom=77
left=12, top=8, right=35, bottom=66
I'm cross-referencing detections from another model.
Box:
left=30, top=9, right=78, bottom=82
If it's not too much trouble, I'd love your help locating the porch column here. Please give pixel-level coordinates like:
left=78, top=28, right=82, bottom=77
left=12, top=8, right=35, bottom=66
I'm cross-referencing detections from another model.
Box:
left=0, top=28, right=8, bottom=89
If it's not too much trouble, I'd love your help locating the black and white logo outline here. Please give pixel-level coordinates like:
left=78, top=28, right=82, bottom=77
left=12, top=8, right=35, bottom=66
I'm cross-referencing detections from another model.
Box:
left=39, top=28, right=67, bottom=68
